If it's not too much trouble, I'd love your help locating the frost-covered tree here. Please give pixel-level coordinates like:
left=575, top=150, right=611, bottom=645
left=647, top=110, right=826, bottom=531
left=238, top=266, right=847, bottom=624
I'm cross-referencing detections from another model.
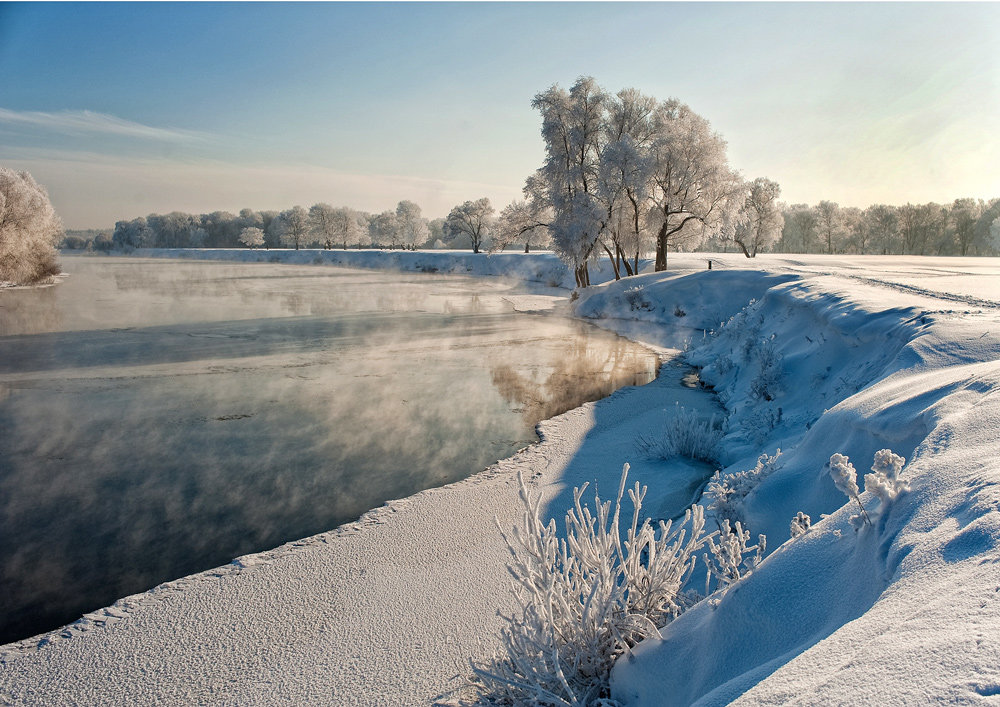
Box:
left=395, top=200, right=428, bottom=248
left=733, top=178, right=783, bottom=258
left=0, top=167, right=62, bottom=284
left=426, top=217, right=446, bottom=248
left=308, top=203, right=339, bottom=249
left=897, top=202, right=941, bottom=255
left=112, top=216, right=154, bottom=250
left=238, top=208, right=263, bottom=231
left=199, top=210, right=240, bottom=248
left=238, top=226, right=265, bottom=249
left=951, top=198, right=986, bottom=256
left=646, top=99, right=743, bottom=270
left=778, top=203, right=819, bottom=253
left=277, top=206, right=310, bottom=250
left=532, top=77, right=608, bottom=287
left=147, top=211, right=198, bottom=248
left=851, top=204, right=899, bottom=255
left=444, top=197, right=494, bottom=253
left=816, top=200, right=846, bottom=254
left=598, top=88, right=657, bottom=277
left=490, top=198, right=552, bottom=253
left=330, top=206, right=367, bottom=249
left=368, top=210, right=398, bottom=248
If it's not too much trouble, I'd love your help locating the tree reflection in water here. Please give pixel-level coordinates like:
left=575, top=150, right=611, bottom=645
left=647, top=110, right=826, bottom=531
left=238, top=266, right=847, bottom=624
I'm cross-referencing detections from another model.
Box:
left=491, top=337, right=658, bottom=428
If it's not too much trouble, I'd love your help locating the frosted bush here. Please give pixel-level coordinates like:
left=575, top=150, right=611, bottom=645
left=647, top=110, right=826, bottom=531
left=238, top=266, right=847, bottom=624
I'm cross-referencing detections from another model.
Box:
left=748, top=338, right=782, bottom=402
left=828, top=453, right=859, bottom=497
left=623, top=285, right=653, bottom=312
left=472, top=465, right=713, bottom=705
left=828, top=452, right=871, bottom=528
left=635, top=405, right=722, bottom=463
left=703, top=519, right=765, bottom=596
left=703, top=450, right=781, bottom=528
left=789, top=511, right=811, bottom=538
left=864, top=449, right=909, bottom=505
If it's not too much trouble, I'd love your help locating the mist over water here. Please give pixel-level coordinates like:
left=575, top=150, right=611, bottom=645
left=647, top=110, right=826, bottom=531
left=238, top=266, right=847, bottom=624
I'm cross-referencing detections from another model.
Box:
left=0, top=256, right=658, bottom=645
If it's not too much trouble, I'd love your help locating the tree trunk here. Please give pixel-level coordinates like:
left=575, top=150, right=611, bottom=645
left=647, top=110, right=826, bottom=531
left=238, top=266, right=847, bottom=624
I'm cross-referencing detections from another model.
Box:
left=602, top=243, right=621, bottom=280
left=736, top=240, right=751, bottom=258
left=655, top=222, right=669, bottom=271
left=524, top=242, right=530, bottom=253
left=655, top=239, right=668, bottom=271
left=618, top=244, right=634, bottom=277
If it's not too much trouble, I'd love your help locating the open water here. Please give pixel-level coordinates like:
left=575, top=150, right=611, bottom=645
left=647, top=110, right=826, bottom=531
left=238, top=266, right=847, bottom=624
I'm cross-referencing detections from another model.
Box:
left=0, top=256, right=658, bottom=644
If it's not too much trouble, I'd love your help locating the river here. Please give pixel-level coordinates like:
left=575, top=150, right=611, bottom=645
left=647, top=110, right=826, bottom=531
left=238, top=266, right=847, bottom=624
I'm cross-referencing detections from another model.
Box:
left=0, top=255, right=659, bottom=644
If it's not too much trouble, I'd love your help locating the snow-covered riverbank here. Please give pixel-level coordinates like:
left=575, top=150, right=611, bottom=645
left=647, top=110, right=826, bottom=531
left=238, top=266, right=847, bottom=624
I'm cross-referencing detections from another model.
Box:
left=3, top=252, right=1000, bottom=705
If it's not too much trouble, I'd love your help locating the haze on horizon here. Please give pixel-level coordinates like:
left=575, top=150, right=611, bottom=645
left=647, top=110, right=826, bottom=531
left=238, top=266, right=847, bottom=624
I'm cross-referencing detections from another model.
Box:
left=0, top=1, right=997, bottom=230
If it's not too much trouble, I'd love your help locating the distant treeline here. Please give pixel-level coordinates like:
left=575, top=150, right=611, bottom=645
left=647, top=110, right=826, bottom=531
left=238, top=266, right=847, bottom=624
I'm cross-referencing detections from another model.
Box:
left=64, top=196, right=1000, bottom=260
left=769, top=198, right=1000, bottom=257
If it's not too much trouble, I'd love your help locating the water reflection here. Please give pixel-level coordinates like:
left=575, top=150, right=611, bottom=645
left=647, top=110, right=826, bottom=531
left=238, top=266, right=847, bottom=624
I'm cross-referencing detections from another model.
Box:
left=491, top=337, right=657, bottom=427
left=0, top=257, right=657, bottom=644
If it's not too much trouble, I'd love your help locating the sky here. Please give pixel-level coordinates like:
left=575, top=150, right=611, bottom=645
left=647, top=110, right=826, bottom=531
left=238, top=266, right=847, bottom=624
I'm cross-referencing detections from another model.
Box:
left=0, top=2, right=998, bottom=230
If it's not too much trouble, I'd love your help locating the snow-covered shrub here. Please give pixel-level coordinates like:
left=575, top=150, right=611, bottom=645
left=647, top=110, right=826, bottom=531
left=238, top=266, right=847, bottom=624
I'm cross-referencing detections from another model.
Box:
left=473, top=465, right=712, bottom=705
left=864, top=449, right=909, bottom=505
left=623, top=285, right=653, bottom=312
left=829, top=450, right=908, bottom=531
left=703, top=519, right=765, bottom=596
left=789, top=511, right=811, bottom=538
left=828, top=453, right=871, bottom=528
left=742, top=402, right=783, bottom=444
left=703, top=450, right=782, bottom=527
left=635, top=405, right=722, bottom=463
left=748, top=337, right=782, bottom=402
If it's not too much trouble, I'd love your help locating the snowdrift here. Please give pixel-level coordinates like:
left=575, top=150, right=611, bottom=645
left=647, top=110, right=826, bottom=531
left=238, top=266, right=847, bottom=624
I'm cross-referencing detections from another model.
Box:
left=585, top=262, right=1000, bottom=705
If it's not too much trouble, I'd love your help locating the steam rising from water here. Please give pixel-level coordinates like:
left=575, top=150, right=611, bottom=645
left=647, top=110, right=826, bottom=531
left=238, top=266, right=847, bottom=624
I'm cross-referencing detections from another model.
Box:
left=0, top=257, right=657, bottom=644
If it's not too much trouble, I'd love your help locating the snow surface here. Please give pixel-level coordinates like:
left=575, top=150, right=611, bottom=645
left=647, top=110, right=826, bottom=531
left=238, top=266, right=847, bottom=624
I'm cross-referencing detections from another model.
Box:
left=4, top=250, right=1000, bottom=705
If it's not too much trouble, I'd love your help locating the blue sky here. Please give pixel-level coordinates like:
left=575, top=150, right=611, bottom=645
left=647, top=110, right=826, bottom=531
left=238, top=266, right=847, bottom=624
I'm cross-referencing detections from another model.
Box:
left=0, top=2, right=997, bottom=229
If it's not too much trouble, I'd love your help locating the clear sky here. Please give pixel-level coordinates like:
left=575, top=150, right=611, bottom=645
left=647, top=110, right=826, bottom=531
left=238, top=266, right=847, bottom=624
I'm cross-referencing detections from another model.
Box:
left=0, top=1, right=997, bottom=229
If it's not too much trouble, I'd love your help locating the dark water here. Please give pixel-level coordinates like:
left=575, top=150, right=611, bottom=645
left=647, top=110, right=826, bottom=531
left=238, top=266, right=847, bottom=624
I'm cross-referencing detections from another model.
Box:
left=0, top=256, right=658, bottom=645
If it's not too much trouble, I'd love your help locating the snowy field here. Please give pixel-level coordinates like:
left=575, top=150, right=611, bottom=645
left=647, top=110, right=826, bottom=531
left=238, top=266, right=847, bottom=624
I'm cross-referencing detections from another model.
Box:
left=2, top=250, right=1000, bottom=704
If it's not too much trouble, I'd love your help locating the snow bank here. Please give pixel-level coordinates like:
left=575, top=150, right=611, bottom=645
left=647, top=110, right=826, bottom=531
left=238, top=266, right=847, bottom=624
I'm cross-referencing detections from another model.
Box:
left=600, top=257, right=1000, bottom=705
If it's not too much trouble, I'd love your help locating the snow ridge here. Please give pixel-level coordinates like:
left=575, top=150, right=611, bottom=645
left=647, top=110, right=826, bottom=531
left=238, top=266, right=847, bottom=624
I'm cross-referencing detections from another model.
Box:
left=603, top=265, right=1000, bottom=706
